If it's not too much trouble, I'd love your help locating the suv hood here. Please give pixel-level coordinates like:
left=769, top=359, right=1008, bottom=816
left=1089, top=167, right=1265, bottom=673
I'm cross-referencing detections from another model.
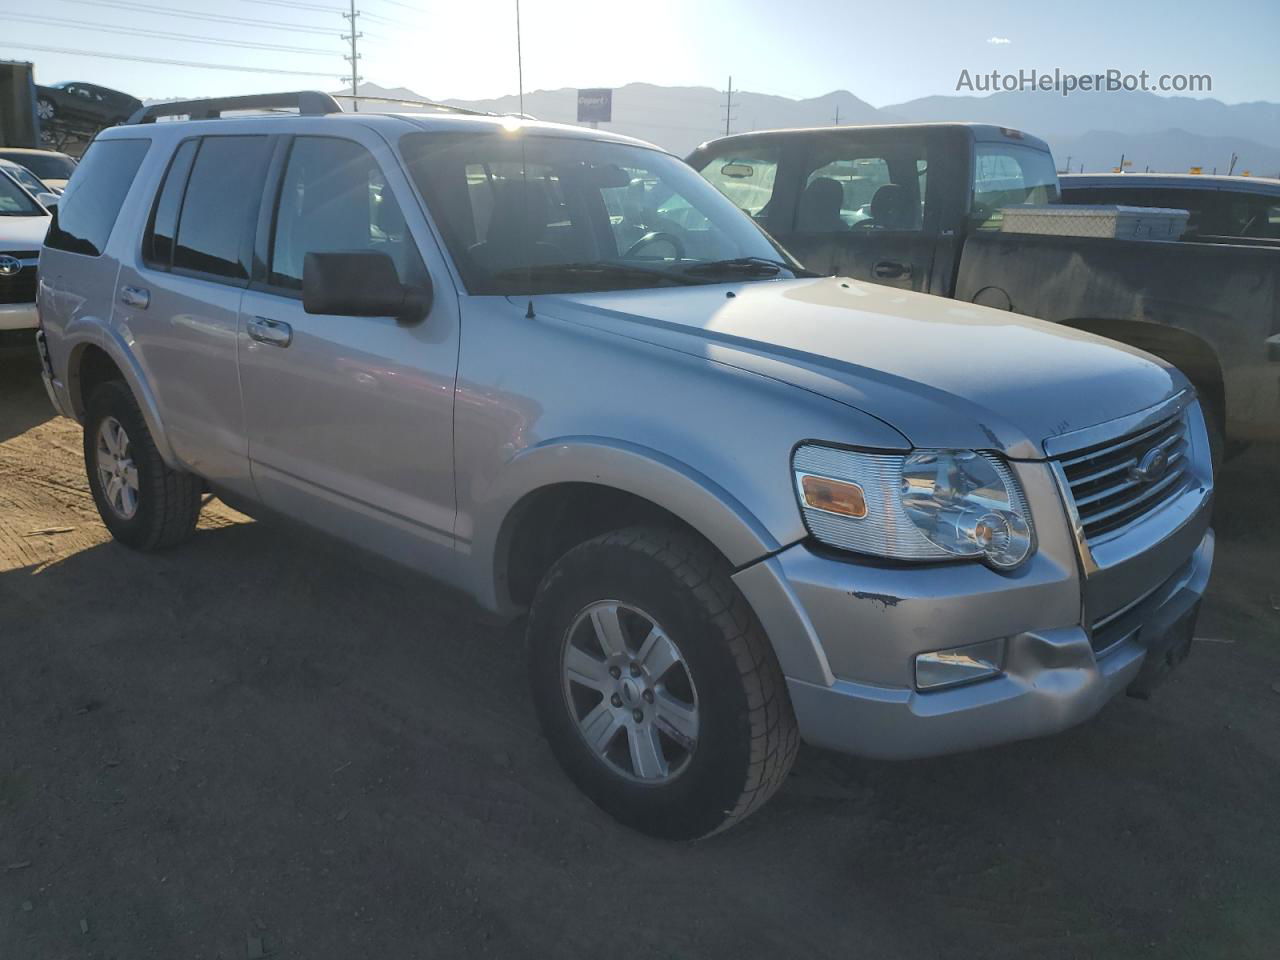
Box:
left=0, top=214, right=52, bottom=249
left=536, top=276, right=1185, bottom=459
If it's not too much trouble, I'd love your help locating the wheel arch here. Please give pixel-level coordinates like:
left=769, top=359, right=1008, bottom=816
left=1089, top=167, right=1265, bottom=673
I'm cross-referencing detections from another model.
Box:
left=483, top=438, right=786, bottom=616
left=66, top=331, right=180, bottom=468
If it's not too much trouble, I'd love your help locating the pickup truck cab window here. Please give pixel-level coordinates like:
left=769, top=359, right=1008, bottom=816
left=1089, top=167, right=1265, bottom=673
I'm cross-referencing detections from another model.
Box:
left=970, top=142, right=1059, bottom=230
left=797, top=143, right=927, bottom=232
left=401, top=131, right=797, bottom=295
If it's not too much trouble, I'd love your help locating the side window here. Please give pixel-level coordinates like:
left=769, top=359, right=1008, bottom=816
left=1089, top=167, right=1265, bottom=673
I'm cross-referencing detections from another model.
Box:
left=143, top=139, right=198, bottom=268
left=795, top=142, right=928, bottom=233
left=971, top=143, right=1060, bottom=230
left=173, top=135, right=271, bottom=281
left=269, top=136, right=419, bottom=291
left=698, top=148, right=779, bottom=225
left=44, top=138, right=149, bottom=257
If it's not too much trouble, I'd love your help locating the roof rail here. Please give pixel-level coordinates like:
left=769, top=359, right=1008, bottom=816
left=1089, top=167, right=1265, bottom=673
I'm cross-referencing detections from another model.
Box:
left=329, top=94, right=500, bottom=118
left=126, top=91, right=342, bottom=125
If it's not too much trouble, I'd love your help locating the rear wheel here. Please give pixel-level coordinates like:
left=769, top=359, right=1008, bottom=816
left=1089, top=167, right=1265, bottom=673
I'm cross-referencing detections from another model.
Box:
left=528, top=526, right=798, bottom=840
left=83, top=380, right=202, bottom=550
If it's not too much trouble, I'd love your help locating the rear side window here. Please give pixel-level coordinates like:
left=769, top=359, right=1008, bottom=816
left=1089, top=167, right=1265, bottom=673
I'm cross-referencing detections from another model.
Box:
left=173, top=136, right=271, bottom=281
left=45, top=139, right=149, bottom=257
left=144, top=139, right=198, bottom=267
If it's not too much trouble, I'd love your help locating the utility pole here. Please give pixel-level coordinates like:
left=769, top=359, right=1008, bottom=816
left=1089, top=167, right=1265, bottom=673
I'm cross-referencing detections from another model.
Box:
left=342, top=0, right=362, bottom=112
left=833, top=103, right=840, bottom=126
left=1227, top=151, right=1238, bottom=175
left=1063, top=154, right=1071, bottom=174
left=722, top=76, right=735, bottom=136
left=515, top=0, right=524, bottom=117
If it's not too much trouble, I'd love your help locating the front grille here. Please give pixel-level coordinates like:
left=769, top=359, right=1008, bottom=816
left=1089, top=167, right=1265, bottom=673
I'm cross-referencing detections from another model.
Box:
left=0, top=250, right=39, bottom=306
left=0, top=266, right=37, bottom=305
left=1056, top=411, right=1191, bottom=544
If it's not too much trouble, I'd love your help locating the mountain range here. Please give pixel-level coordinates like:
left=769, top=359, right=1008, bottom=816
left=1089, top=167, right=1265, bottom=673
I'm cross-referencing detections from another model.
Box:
left=347, top=81, right=1280, bottom=176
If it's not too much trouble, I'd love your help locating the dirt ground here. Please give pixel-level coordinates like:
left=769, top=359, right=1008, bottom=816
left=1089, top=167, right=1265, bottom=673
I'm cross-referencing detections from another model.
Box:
left=1, top=345, right=1277, bottom=960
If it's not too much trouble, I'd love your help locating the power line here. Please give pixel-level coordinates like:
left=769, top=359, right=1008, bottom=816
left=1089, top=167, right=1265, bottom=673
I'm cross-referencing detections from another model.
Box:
left=360, top=10, right=422, bottom=27
left=0, top=41, right=338, bottom=76
left=8, top=14, right=338, bottom=55
left=49, top=0, right=340, bottom=36
left=234, top=0, right=345, bottom=11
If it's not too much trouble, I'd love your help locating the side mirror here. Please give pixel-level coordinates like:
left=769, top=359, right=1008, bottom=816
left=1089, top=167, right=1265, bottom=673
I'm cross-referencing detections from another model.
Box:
left=302, top=251, right=432, bottom=324
left=36, top=192, right=59, bottom=210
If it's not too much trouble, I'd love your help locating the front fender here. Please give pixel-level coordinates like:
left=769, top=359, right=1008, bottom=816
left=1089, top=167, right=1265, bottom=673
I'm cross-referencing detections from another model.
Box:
left=472, top=436, right=787, bottom=609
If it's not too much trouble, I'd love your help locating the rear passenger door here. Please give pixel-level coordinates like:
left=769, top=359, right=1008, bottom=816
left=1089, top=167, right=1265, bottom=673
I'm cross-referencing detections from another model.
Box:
left=236, top=131, right=460, bottom=578
left=117, top=133, right=273, bottom=497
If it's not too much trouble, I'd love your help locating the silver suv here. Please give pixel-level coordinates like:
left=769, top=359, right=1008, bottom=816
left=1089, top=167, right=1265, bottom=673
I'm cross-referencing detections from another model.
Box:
left=37, top=93, right=1214, bottom=839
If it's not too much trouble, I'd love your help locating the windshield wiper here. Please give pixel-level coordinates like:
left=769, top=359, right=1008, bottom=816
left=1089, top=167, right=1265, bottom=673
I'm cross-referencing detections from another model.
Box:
left=681, top=256, right=815, bottom=279
left=492, top=262, right=707, bottom=287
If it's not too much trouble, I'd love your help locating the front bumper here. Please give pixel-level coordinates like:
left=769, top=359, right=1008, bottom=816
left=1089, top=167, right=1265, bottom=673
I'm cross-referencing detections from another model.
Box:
left=0, top=302, right=38, bottom=331
left=780, top=529, right=1212, bottom=759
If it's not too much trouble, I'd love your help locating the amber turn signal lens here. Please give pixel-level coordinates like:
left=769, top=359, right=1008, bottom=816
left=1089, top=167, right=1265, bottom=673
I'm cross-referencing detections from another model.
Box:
left=800, top=475, right=868, bottom=518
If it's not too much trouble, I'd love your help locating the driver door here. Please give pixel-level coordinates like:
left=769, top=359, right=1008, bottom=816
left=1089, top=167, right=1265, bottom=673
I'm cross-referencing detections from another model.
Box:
left=237, top=130, right=461, bottom=578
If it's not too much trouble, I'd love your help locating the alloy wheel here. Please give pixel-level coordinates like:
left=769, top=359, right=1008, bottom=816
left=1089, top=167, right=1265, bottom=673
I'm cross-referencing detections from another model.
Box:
left=561, top=600, right=700, bottom=784
left=95, top=416, right=140, bottom=520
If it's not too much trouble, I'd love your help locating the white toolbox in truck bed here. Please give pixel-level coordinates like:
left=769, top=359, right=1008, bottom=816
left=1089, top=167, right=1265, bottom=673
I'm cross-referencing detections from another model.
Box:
left=1000, top=204, right=1190, bottom=241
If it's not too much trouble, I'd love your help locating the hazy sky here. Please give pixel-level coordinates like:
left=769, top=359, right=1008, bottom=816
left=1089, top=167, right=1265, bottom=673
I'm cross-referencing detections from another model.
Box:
left=3, top=0, right=1278, bottom=105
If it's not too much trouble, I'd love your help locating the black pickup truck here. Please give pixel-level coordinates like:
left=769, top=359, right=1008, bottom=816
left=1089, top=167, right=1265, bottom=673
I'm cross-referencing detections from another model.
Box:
left=687, top=123, right=1280, bottom=459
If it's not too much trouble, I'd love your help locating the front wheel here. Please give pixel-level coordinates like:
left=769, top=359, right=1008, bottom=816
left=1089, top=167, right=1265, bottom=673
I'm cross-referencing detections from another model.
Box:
left=528, top=527, right=798, bottom=840
left=83, top=380, right=203, bottom=550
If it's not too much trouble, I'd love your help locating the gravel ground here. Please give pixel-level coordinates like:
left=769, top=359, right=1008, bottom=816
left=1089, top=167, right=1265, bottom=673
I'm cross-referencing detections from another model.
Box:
left=1, top=347, right=1278, bottom=959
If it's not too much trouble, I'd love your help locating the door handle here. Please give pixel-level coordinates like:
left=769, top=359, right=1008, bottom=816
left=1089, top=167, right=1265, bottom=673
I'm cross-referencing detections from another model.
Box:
left=247, top=315, right=293, bottom=348
left=119, top=285, right=150, bottom=309
left=872, top=260, right=912, bottom=280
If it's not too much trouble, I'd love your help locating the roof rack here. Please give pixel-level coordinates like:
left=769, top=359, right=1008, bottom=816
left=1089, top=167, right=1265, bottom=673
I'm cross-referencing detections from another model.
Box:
left=329, top=94, right=500, bottom=118
left=126, top=91, right=342, bottom=125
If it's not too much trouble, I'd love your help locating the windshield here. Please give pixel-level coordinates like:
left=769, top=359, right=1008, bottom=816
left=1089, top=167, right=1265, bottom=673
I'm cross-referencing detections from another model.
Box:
left=0, top=172, right=45, bottom=217
left=400, top=130, right=800, bottom=295
left=0, top=151, right=77, bottom=182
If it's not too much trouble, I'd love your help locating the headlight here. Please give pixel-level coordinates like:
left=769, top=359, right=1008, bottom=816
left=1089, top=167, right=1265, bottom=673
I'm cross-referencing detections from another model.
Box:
left=793, top=444, right=1035, bottom=569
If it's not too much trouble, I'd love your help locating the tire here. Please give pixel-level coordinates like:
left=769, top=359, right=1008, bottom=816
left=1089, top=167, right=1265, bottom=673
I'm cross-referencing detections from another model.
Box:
left=527, top=526, right=799, bottom=840
left=1202, top=402, right=1225, bottom=476
left=83, top=380, right=202, bottom=550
